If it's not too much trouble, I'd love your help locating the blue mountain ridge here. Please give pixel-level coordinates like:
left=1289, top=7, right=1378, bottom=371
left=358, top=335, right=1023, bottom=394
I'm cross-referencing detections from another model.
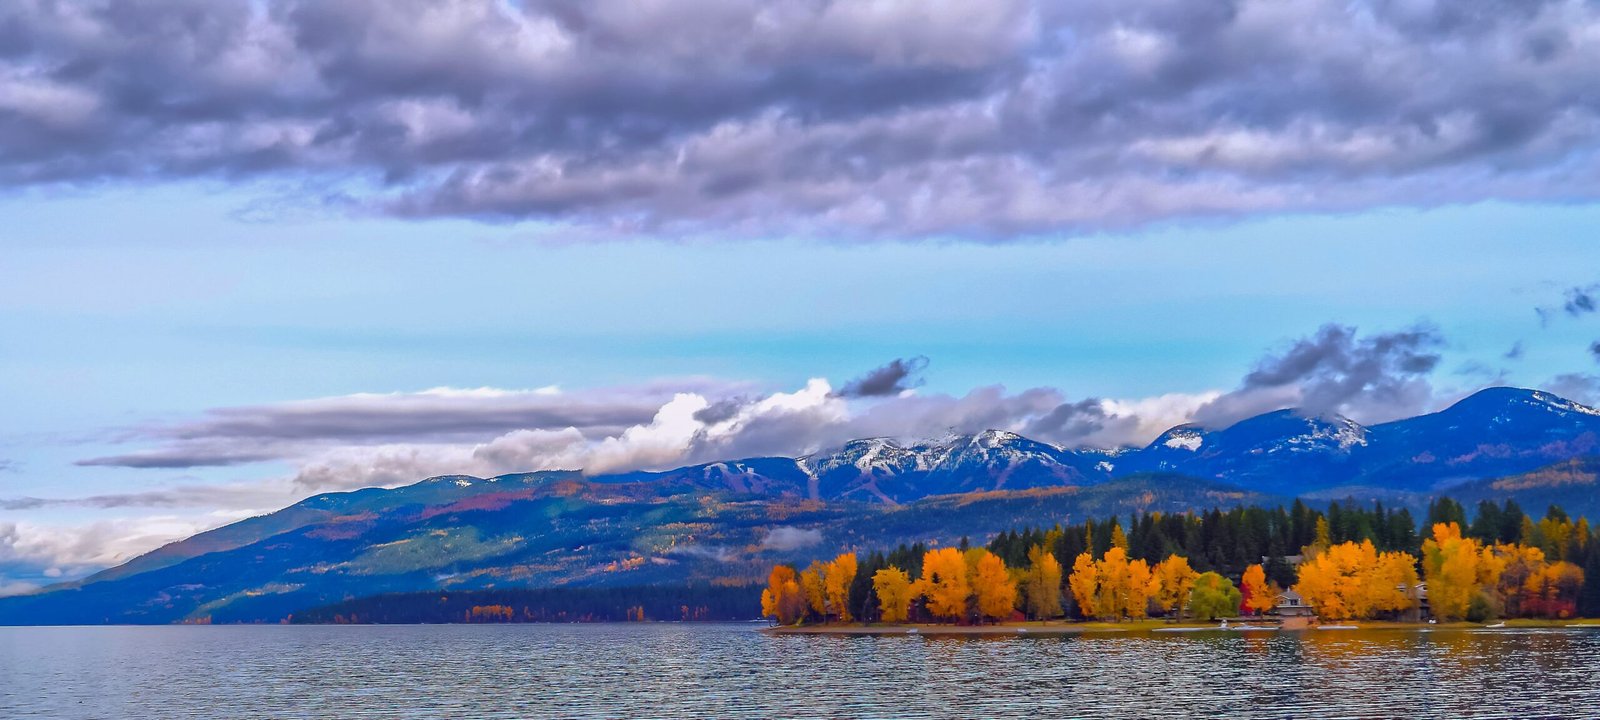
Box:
left=3, top=386, right=1598, bottom=624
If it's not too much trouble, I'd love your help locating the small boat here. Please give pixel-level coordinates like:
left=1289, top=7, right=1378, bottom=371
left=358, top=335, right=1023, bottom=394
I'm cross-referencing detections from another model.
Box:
left=905, top=627, right=919, bottom=634
left=1316, top=625, right=1359, bottom=630
left=1484, top=622, right=1506, bottom=628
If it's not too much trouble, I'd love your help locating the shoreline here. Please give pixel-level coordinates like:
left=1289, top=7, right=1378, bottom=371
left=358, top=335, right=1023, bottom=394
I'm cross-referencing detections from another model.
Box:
left=762, top=619, right=1600, bottom=636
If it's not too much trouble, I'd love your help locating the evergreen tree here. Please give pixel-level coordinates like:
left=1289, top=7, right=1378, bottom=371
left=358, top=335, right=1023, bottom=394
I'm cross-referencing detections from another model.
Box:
left=1580, top=546, right=1600, bottom=619
left=1498, top=500, right=1526, bottom=544
left=1426, top=497, right=1466, bottom=530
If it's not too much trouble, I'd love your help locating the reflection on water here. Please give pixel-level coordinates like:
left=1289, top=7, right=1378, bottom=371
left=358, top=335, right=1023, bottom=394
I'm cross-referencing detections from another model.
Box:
left=2, top=624, right=1598, bottom=719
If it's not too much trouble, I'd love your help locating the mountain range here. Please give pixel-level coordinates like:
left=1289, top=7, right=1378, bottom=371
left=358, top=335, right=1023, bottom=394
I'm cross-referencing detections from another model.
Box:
left=3, top=386, right=1599, bottom=624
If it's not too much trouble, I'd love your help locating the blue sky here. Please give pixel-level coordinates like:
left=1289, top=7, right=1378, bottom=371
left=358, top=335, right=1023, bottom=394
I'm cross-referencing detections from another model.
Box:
left=3, top=0, right=1600, bottom=591
left=5, top=188, right=1597, bottom=506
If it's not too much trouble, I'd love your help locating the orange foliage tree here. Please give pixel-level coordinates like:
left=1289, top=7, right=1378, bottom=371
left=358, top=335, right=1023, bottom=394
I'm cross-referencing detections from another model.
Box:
left=1240, top=563, right=1273, bottom=616
left=972, top=551, right=1018, bottom=622
left=760, top=565, right=806, bottom=625
left=1124, top=555, right=1156, bottom=620
left=1068, top=551, right=1099, bottom=619
left=1294, top=540, right=1417, bottom=620
left=914, top=547, right=973, bottom=622
left=873, top=566, right=914, bottom=623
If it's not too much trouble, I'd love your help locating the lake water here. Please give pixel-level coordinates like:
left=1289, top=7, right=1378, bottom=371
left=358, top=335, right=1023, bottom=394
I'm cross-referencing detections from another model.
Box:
left=3, top=623, right=1598, bottom=718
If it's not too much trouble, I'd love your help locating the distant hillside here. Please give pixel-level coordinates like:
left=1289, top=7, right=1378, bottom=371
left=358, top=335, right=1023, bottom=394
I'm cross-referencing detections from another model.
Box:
left=1447, top=457, right=1600, bottom=519
left=0, top=473, right=1271, bottom=625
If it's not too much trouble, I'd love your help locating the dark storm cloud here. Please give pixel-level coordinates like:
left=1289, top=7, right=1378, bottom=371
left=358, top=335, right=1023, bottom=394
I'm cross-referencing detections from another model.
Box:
left=1024, top=399, right=1112, bottom=445
left=1538, top=284, right=1600, bottom=325
left=1568, top=287, right=1599, bottom=316
left=76, top=449, right=281, bottom=469
left=692, top=397, right=748, bottom=425
left=3, top=1, right=1600, bottom=239
left=1195, top=324, right=1445, bottom=424
left=1242, top=325, right=1442, bottom=388
left=1548, top=373, right=1600, bottom=405
left=838, top=356, right=929, bottom=398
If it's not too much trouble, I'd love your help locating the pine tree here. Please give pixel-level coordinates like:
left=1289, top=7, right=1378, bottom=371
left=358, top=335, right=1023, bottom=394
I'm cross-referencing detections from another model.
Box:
left=1580, top=546, right=1600, bottom=618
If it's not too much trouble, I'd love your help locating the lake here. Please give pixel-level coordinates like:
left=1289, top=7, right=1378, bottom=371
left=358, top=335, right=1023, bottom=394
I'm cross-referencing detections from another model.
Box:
left=3, top=623, right=1598, bottom=718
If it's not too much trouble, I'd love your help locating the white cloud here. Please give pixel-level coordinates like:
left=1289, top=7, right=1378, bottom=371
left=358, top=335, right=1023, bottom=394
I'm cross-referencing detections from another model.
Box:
left=271, top=377, right=1225, bottom=492
left=0, top=515, right=233, bottom=578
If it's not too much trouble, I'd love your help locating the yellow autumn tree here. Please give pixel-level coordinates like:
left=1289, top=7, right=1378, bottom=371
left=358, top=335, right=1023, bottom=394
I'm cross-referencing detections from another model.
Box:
left=1422, top=523, right=1486, bottom=621
left=822, top=553, right=858, bottom=622
left=1110, top=523, right=1129, bottom=551
left=1303, top=516, right=1332, bottom=559
left=1095, top=547, right=1134, bottom=620
left=799, top=561, right=828, bottom=619
left=973, top=551, right=1019, bottom=622
left=872, top=566, right=913, bottom=623
left=1124, top=557, right=1156, bottom=620
left=1368, top=548, right=1420, bottom=616
left=1240, top=564, right=1274, bottom=615
left=1068, top=551, right=1099, bottom=619
left=1294, top=540, right=1413, bottom=620
left=915, top=547, right=973, bottom=622
left=1154, top=555, right=1199, bottom=619
left=1021, top=545, right=1064, bottom=619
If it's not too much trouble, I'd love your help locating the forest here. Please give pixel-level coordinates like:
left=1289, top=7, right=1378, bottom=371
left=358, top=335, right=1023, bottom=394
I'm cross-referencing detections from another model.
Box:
left=762, top=497, right=1600, bottom=625
left=291, top=584, right=761, bottom=624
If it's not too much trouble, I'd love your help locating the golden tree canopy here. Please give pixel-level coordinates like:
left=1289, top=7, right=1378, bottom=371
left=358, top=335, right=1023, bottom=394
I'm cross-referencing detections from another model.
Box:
left=915, top=547, right=973, bottom=622
left=872, top=566, right=913, bottom=623
left=973, top=552, right=1019, bottom=621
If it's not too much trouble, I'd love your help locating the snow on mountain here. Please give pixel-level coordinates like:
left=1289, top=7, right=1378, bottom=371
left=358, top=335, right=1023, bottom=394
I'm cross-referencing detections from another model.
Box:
left=1162, top=429, right=1205, bottom=451
left=614, top=386, right=1600, bottom=503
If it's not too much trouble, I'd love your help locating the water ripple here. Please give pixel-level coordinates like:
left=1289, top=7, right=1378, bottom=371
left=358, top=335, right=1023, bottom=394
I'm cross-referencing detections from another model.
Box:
left=2, top=624, right=1598, bottom=719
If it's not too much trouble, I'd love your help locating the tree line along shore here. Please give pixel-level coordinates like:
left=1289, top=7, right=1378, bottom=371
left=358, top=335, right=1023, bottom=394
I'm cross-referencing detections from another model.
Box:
left=760, top=498, right=1600, bottom=628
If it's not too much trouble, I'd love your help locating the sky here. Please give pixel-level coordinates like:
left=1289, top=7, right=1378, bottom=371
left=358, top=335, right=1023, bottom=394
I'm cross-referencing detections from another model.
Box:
left=2, top=0, right=1600, bottom=593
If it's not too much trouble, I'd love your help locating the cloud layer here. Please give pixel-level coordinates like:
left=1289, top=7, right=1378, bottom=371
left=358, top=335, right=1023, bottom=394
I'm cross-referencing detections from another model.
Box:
left=1194, top=323, right=1445, bottom=426
left=64, top=324, right=1460, bottom=498
left=76, top=376, right=1218, bottom=495
left=4, top=1, right=1600, bottom=238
